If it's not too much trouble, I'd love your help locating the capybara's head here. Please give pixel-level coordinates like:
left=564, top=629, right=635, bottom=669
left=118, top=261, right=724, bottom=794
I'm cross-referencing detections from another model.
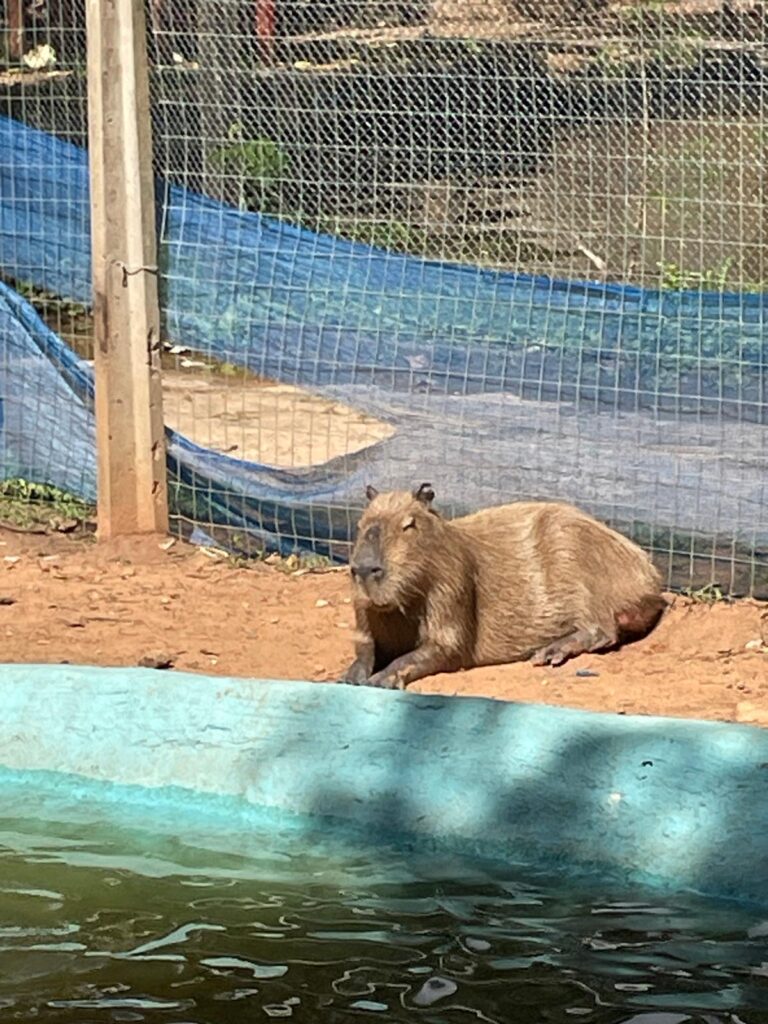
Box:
left=350, top=483, right=444, bottom=607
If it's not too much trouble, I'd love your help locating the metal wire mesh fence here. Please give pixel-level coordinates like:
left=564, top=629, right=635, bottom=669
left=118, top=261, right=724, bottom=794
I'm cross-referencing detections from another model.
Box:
left=1, top=0, right=94, bottom=532
left=1, top=0, right=767, bottom=593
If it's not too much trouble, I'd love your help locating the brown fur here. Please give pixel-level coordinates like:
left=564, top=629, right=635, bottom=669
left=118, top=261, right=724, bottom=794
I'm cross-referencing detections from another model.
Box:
left=342, top=485, right=665, bottom=690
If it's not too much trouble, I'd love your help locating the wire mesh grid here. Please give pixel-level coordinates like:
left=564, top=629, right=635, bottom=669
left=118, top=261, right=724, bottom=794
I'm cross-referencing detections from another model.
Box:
left=1, top=0, right=767, bottom=592
left=1, top=0, right=94, bottom=531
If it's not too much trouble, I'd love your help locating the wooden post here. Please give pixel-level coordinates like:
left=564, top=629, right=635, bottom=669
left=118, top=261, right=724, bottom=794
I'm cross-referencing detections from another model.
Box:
left=255, top=0, right=276, bottom=64
left=7, top=0, right=25, bottom=61
left=86, top=0, right=169, bottom=538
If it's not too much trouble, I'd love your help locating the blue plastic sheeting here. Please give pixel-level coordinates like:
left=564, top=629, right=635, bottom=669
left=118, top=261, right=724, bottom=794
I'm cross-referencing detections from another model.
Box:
left=0, top=663, right=767, bottom=906
left=0, top=276, right=380, bottom=557
left=1, top=112, right=768, bottom=560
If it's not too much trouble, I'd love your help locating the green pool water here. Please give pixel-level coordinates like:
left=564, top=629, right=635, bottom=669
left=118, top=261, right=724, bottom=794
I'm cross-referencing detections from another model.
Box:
left=1, top=783, right=767, bottom=1023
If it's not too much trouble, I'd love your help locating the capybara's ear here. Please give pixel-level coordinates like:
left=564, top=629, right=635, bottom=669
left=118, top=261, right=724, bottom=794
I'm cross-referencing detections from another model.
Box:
left=413, top=483, right=435, bottom=505
left=365, top=484, right=379, bottom=503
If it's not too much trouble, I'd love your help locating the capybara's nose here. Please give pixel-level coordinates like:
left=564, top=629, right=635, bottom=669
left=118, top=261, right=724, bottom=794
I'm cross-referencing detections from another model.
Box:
left=351, top=562, right=384, bottom=582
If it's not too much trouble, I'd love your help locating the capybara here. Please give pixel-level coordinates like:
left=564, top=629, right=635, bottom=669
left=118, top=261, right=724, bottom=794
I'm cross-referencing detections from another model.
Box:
left=342, top=483, right=665, bottom=690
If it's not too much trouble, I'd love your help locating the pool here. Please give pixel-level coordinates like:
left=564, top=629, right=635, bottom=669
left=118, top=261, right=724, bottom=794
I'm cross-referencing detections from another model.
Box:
left=1, top=663, right=768, bottom=1021
left=2, top=665, right=768, bottom=905
left=2, top=771, right=768, bottom=1023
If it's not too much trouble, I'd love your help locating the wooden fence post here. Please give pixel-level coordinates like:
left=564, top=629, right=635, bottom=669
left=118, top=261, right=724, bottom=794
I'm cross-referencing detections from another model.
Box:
left=7, top=0, right=25, bottom=61
left=86, top=0, right=169, bottom=538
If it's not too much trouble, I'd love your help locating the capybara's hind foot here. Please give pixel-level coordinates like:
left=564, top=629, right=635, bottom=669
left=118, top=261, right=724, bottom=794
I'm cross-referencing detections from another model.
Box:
left=531, top=626, right=615, bottom=667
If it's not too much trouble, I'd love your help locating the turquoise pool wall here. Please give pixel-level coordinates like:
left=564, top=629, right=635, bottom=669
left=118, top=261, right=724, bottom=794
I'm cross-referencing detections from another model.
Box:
left=0, top=664, right=766, bottom=905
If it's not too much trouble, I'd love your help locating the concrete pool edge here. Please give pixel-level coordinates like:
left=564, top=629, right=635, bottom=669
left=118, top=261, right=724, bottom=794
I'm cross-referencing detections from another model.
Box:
left=1, top=663, right=766, bottom=906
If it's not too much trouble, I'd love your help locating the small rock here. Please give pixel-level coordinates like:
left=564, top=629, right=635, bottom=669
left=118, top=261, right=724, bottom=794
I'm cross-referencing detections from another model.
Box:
left=138, top=654, right=175, bottom=670
left=53, top=518, right=79, bottom=534
left=0, top=596, right=15, bottom=606
left=3, top=556, right=20, bottom=564
left=745, top=639, right=764, bottom=652
left=575, top=669, right=599, bottom=678
left=315, top=599, right=330, bottom=608
left=158, top=538, right=176, bottom=551
left=736, top=700, right=768, bottom=726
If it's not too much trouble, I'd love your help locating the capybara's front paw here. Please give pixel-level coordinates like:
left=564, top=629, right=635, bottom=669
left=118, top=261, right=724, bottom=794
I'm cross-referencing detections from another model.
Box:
left=339, top=659, right=372, bottom=686
left=366, top=669, right=405, bottom=691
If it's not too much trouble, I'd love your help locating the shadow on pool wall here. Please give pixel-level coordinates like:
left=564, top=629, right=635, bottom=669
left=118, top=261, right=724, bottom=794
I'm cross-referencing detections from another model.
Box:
left=0, top=664, right=766, bottom=908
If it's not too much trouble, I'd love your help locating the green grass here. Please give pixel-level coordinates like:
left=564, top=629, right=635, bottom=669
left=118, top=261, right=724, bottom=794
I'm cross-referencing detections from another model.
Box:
left=657, top=258, right=736, bottom=292
left=0, top=478, right=95, bottom=534
left=679, top=582, right=732, bottom=604
left=230, top=549, right=336, bottom=573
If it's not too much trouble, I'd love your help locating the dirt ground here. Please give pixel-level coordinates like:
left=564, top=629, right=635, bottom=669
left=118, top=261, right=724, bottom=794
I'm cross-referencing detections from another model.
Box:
left=1, top=526, right=767, bottom=726
left=161, top=371, right=393, bottom=467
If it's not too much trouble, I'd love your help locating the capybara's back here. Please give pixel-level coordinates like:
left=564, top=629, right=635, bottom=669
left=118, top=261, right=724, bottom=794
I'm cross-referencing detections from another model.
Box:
left=454, top=500, right=664, bottom=667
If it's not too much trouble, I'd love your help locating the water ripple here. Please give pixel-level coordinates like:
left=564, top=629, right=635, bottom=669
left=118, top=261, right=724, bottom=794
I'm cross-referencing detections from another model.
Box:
left=0, top=812, right=766, bottom=1023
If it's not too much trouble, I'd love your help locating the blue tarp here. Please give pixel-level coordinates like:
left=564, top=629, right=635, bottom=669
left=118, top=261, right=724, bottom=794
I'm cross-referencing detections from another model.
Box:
left=1, top=113, right=767, bottom=570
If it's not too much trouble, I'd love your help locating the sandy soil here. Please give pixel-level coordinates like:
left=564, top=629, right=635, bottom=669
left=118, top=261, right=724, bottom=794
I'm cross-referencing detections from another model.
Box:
left=161, top=371, right=393, bottom=467
left=1, top=526, right=767, bottom=726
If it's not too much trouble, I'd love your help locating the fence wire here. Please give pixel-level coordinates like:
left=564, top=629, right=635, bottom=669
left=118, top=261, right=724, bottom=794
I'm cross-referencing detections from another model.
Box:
left=1, top=0, right=767, bottom=593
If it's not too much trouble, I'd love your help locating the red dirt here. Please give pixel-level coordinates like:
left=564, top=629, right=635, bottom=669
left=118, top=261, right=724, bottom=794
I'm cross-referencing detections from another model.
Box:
left=1, top=526, right=767, bottom=726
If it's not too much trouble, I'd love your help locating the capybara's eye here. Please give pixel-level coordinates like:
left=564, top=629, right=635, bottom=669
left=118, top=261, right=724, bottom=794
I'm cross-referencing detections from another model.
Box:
left=402, top=516, right=416, bottom=531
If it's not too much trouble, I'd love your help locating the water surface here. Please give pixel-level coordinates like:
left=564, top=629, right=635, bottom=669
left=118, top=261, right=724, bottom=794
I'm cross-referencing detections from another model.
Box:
left=1, top=782, right=767, bottom=1023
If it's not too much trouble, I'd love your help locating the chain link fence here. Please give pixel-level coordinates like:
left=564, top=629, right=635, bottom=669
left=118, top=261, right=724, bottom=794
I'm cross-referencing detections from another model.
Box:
left=1, top=0, right=767, bottom=592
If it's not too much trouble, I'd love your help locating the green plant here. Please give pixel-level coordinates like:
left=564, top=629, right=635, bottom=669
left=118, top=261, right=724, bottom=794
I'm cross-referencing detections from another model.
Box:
left=618, top=0, right=669, bottom=17
left=646, top=37, right=702, bottom=69
left=657, top=257, right=735, bottom=291
left=680, top=582, right=731, bottom=604
left=0, top=478, right=94, bottom=532
left=7, top=277, right=88, bottom=319
left=210, top=124, right=289, bottom=213
left=593, top=43, right=634, bottom=77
